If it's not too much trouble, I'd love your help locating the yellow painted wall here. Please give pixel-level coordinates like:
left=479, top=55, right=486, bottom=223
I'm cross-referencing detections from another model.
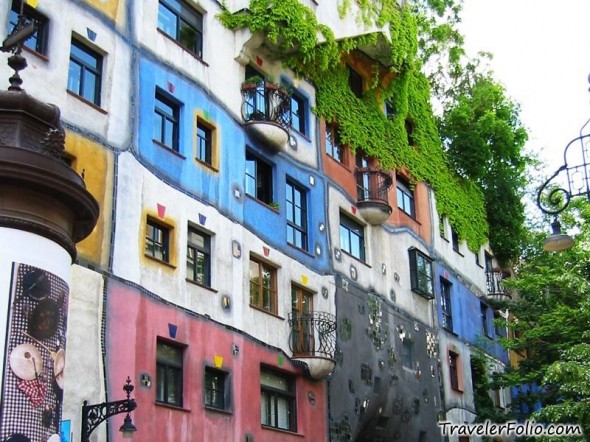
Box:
left=65, top=131, right=113, bottom=268
left=83, top=0, right=124, bottom=24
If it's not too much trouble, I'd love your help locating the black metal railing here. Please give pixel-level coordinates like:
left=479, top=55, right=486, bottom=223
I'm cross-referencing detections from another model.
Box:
left=288, top=311, right=336, bottom=360
left=355, top=168, right=393, bottom=204
left=241, top=81, right=291, bottom=131
left=486, top=270, right=510, bottom=297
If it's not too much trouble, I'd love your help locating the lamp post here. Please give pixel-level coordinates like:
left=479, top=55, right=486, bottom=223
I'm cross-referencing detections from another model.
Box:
left=536, top=116, right=590, bottom=251
left=81, top=377, right=138, bottom=442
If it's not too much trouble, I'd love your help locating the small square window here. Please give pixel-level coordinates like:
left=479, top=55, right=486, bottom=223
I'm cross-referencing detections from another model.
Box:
left=245, top=150, right=273, bottom=205
left=286, top=180, right=308, bottom=251
left=401, top=340, right=414, bottom=369
left=249, top=256, right=278, bottom=314
left=68, top=38, right=103, bottom=106
left=451, top=229, right=460, bottom=253
left=409, top=248, right=434, bottom=299
left=325, top=123, right=343, bottom=163
left=405, top=119, right=415, bottom=146
left=158, top=0, right=203, bottom=58
left=204, top=366, right=230, bottom=411
left=348, top=66, right=363, bottom=98
left=8, top=0, right=49, bottom=55
left=385, top=98, right=397, bottom=118
left=196, top=121, right=212, bottom=165
left=146, top=218, right=171, bottom=263
left=156, top=340, right=184, bottom=406
left=260, top=367, right=297, bottom=432
left=154, top=89, right=180, bottom=152
left=339, top=214, right=365, bottom=261
left=186, top=226, right=211, bottom=286
left=290, top=93, right=306, bottom=135
left=396, top=176, right=415, bottom=218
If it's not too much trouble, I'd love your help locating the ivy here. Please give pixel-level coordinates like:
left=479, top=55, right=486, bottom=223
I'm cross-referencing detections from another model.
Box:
left=219, top=0, right=489, bottom=249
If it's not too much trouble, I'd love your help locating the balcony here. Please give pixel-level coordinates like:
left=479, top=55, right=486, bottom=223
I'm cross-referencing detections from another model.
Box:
left=486, top=270, right=511, bottom=300
left=288, top=311, right=337, bottom=379
left=355, top=168, right=393, bottom=225
left=241, top=80, right=291, bottom=151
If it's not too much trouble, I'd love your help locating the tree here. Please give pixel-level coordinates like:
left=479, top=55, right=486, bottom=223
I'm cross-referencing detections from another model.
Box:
left=497, top=199, right=590, bottom=439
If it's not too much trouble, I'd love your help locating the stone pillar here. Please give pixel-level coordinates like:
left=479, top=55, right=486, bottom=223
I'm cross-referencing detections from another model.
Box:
left=0, top=89, right=99, bottom=441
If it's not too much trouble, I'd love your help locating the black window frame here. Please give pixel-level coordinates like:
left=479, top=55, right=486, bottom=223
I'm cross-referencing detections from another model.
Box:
left=245, top=150, right=273, bottom=205
left=186, top=226, right=211, bottom=286
left=196, top=121, right=212, bottom=165
left=451, top=228, right=460, bottom=253
left=145, top=218, right=171, bottom=263
left=286, top=180, right=308, bottom=251
left=9, top=0, right=49, bottom=55
left=204, top=366, right=230, bottom=411
left=409, top=248, right=434, bottom=299
left=154, top=89, right=180, bottom=152
left=440, top=278, right=453, bottom=331
left=339, top=214, right=365, bottom=261
left=156, top=339, right=184, bottom=407
left=396, top=176, right=415, bottom=218
left=260, top=367, right=297, bottom=432
left=157, top=0, right=204, bottom=58
left=290, top=92, right=306, bottom=135
left=68, top=38, right=103, bottom=106
left=325, top=123, right=343, bottom=163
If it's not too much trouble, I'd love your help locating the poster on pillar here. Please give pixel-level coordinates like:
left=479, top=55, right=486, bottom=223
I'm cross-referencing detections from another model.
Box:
left=0, top=263, right=69, bottom=442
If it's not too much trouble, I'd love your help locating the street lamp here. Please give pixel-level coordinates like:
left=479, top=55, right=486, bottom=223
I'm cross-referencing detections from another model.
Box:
left=536, top=117, right=590, bottom=251
left=81, top=376, right=138, bottom=442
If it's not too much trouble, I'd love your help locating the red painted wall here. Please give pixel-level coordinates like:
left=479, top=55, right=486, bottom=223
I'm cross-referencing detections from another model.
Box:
left=105, top=280, right=328, bottom=442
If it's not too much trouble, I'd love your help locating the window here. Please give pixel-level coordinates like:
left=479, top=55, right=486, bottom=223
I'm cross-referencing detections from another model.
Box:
left=249, top=257, right=278, bottom=314
left=153, top=90, right=180, bottom=151
left=245, top=151, right=273, bottom=205
left=146, top=219, right=170, bottom=263
left=339, top=214, right=365, bottom=261
left=260, top=368, right=297, bottom=432
left=385, top=98, right=397, bottom=118
left=481, top=303, right=490, bottom=337
left=409, top=248, right=434, bottom=299
left=449, top=351, right=460, bottom=391
left=401, top=340, right=414, bottom=368
left=8, top=0, right=48, bottom=55
left=156, top=340, right=184, bottom=406
left=405, top=119, right=415, bottom=146
left=325, top=123, right=343, bottom=163
left=291, top=285, right=313, bottom=355
left=451, top=228, right=460, bottom=253
left=204, top=367, right=230, bottom=411
left=440, top=278, right=453, bottom=331
left=158, top=0, right=203, bottom=58
left=196, top=121, right=212, bottom=165
left=396, top=177, right=415, bottom=217
left=494, top=312, right=506, bottom=338
left=439, top=215, right=447, bottom=239
left=186, top=226, right=211, bottom=286
left=68, top=39, right=102, bottom=106
left=290, top=93, right=306, bottom=134
left=348, top=66, right=363, bottom=98
left=286, top=181, right=308, bottom=251
left=356, top=152, right=370, bottom=200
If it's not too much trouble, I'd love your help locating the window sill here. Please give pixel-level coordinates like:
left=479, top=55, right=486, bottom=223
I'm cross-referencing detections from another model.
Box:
left=22, top=46, right=49, bottom=62
left=245, top=194, right=280, bottom=213
left=144, top=254, right=177, bottom=269
left=249, top=304, right=285, bottom=320
left=411, top=289, right=434, bottom=300
left=451, top=386, right=464, bottom=394
left=340, top=250, right=371, bottom=268
left=290, top=129, right=311, bottom=143
left=204, top=405, right=233, bottom=415
left=155, top=401, right=191, bottom=412
left=153, top=140, right=186, bottom=159
left=453, top=249, right=464, bottom=257
left=157, top=29, right=209, bottom=67
left=287, top=242, right=313, bottom=258
left=66, top=90, right=107, bottom=114
left=195, top=158, right=219, bottom=173
left=326, top=154, right=351, bottom=172
left=398, top=209, right=420, bottom=224
left=185, top=278, right=218, bottom=293
left=261, top=425, right=303, bottom=437
left=443, top=328, right=459, bottom=337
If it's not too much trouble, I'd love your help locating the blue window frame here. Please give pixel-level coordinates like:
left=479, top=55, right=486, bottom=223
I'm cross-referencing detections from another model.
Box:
left=8, top=0, right=48, bottom=55
left=290, top=93, right=306, bottom=134
left=286, top=181, right=308, bottom=250
left=153, top=90, right=180, bottom=151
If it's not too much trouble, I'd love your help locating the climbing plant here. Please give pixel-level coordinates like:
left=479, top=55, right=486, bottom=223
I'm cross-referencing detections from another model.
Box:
left=219, top=0, right=491, bottom=250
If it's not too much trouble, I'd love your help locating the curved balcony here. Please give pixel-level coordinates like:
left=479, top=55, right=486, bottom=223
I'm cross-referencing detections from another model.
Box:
left=241, top=81, right=291, bottom=151
left=355, top=168, right=393, bottom=225
left=288, top=311, right=336, bottom=379
left=486, top=270, right=511, bottom=300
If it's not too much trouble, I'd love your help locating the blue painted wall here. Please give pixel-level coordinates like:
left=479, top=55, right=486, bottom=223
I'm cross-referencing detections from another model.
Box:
left=435, top=264, right=509, bottom=363
left=136, top=58, right=330, bottom=273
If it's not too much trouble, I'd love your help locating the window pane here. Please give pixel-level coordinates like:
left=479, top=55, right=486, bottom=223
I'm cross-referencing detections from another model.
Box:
left=158, top=3, right=177, bottom=38
left=82, top=71, right=97, bottom=101
left=67, top=63, right=82, bottom=94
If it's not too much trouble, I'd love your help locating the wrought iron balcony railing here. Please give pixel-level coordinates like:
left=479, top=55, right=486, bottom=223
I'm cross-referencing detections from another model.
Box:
left=241, top=80, right=291, bottom=131
left=355, top=168, right=393, bottom=205
left=288, top=311, right=336, bottom=360
left=486, top=270, right=510, bottom=298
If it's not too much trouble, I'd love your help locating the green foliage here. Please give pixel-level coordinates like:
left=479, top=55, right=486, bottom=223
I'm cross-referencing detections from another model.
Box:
left=470, top=351, right=511, bottom=423
left=219, top=0, right=494, bottom=249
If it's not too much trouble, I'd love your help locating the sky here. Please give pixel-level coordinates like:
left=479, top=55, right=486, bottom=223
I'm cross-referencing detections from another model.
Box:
left=460, top=0, right=590, bottom=176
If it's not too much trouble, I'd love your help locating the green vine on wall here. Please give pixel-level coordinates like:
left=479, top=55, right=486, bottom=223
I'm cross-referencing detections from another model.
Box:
left=219, top=0, right=488, bottom=249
